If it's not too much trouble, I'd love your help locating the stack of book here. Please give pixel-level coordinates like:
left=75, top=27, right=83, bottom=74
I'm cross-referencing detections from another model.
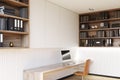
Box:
left=0, top=6, right=15, bottom=16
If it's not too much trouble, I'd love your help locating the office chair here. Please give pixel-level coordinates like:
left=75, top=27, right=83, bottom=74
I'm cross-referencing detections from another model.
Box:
left=74, top=59, right=91, bottom=80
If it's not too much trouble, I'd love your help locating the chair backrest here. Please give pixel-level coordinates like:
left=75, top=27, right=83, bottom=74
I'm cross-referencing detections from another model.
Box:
left=83, top=59, right=91, bottom=75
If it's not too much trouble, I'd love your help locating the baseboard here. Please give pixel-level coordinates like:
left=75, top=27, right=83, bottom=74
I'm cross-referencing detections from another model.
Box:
left=57, top=73, right=120, bottom=80
left=89, top=73, right=120, bottom=79
left=86, top=74, right=120, bottom=80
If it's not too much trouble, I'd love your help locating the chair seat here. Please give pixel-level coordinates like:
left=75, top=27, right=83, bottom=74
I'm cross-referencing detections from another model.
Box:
left=74, top=71, right=84, bottom=76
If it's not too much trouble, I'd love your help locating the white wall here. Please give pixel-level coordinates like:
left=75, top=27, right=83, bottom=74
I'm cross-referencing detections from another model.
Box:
left=0, top=48, right=77, bottom=80
left=75, top=47, right=120, bottom=77
left=0, top=0, right=79, bottom=80
left=30, top=0, right=79, bottom=48
left=0, top=49, right=61, bottom=80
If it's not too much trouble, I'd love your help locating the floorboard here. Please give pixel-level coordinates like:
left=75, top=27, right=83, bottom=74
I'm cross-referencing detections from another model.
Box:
left=58, top=75, right=81, bottom=80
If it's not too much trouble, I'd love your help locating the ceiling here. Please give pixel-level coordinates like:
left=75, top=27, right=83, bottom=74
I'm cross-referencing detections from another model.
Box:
left=47, top=0, right=120, bottom=14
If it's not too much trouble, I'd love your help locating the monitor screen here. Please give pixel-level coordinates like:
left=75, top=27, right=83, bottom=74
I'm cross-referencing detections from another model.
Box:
left=61, top=50, right=71, bottom=62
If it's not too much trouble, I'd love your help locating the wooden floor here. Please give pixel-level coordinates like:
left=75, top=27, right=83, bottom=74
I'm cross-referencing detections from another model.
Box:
left=59, top=75, right=81, bottom=80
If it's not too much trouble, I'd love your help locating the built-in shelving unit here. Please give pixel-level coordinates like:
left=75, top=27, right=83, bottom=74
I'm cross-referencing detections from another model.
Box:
left=0, top=0, right=29, bottom=48
left=2, top=0, right=28, bottom=7
left=79, top=8, right=120, bottom=47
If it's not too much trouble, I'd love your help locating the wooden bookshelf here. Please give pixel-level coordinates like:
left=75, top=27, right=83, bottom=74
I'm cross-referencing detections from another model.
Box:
left=79, top=8, right=120, bottom=47
left=0, top=0, right=29, bottom=48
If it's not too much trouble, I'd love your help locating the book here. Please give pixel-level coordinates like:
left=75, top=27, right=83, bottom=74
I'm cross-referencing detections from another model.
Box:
left=0, top=6, right=4, bottom=14
left=14, top=19, right=18, bottom=31
left=7, top=18, right=14, bottom=31
left=0, top=33, right=3, bottom=47
left=19, top=8, right=28, bottom=18
left=113, top=30, right=119, bottom=37
left=106, top=39, right=113, bottom=46
left=17, top=19, right=20, bottom=31
left=0, top=18, right=6, bottom=30
left=20, top=20, right=24, bottom=32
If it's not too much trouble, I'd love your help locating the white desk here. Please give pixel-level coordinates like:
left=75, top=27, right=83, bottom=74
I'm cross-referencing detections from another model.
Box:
left=24, top=62, right=84, bottom=80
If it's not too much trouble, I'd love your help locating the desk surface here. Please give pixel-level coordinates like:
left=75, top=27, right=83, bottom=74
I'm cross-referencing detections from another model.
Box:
left=24, top=62, right=84, bottom=80
left=24, top=62, right=84, bottom=73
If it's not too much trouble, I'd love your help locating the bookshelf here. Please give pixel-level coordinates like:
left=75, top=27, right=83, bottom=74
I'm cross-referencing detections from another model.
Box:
left=0, top=0, right=29, bottom=48
left=79, top=8, right=120, bottom=47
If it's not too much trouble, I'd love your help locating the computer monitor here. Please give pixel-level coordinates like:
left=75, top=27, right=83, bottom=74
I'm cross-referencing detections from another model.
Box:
left=61, top=50, right=72, bottom=63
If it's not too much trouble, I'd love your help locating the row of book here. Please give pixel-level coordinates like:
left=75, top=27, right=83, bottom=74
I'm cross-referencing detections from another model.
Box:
left=80, top=29, right=120, bottom=38
left=0, top=18, right=24, bottom=32
left=92, top=30, right=120, bottom=37
left=0, top=6, right=28, bottom=18
left=96, top=30, right=119, bottom=37
left=111, top=10, right=120, bottom=18
left=80, top=12, right=109, bottom=22
left=111, top=23, right=120, bottom=28
left=89, top=12, right=109, bottom=21
left=80, top=10, right=120, bottom=22
left=97, top=30, right=120, bottom=37
left=80, top=39, right=113, bottom=47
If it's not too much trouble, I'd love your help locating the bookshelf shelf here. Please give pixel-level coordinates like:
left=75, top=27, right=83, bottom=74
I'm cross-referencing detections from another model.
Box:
left=3, top=0, right=28, bottom=7
left=80, top=18, right=120, bottom=24
left=79, top=8, right=120, bottom=47
left=80, top=37, right=120, bottom=40
left=80, top=28, right=120, bottom=32
left=0, top=30, right=29, bottom=35
left=0, top=14, right=29, bottom=21
left=0, top=0, right=29, bottom=48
